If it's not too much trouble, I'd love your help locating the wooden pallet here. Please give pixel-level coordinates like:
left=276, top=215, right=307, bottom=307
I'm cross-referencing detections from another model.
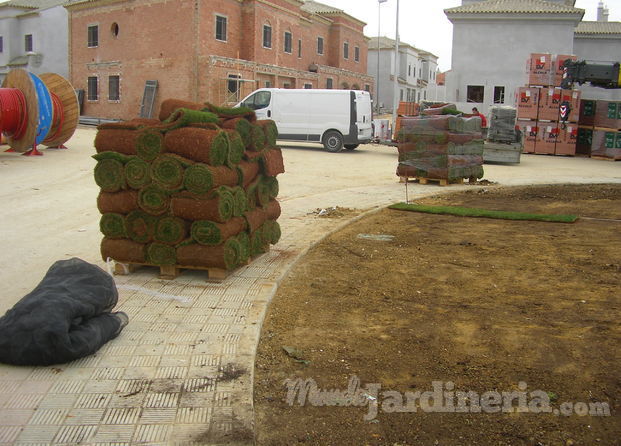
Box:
left=399, top=176, right=477, bottom=187
left=113, top=261, right=234, bottom=281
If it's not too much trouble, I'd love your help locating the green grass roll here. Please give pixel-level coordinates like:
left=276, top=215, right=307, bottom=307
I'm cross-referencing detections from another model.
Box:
left=124, top=157, right=151, bottom=189
left=136, top=128, right=164, bottom=162
left=257, top=177, right=271, bottom=207
left=257, top=119, right=278, bottom=146
left=125, top=210, right=156, bottom=243
left=151, top=154, right=189, bottom=191
left=183, top=164, right=214, bottom=195
left=224, top=129, right=244, bottom=167
left=94, top=158, right=125, bottom=192
left=138, top=184, right=170, bottom=216
left=176, top=237, right=241, bottom=270
left=249, top=124, right=266, bottom=151
left=147, top=242, right=177, bottom=266
left=232, top=186, right=248, bottom=217
left=155, top=216, right=189, bottom=245
left=100, top=213, right=127, bottom=238
left=236, top=231, right=250, bottom=264
left=164, top=127, right=229, bottom=166
left=191, top=217, right=247, bottom=246
left=222, top=117, right=252, bottom=148
left=264, top=219, right=281, bottom=245
left=101, top=238, right=145, bottom=263
left=170, top=188, right=234, bottom=223
left=164, top=108, right=220, bottom=130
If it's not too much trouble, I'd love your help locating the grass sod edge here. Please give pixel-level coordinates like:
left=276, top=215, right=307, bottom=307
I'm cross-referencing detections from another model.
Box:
left=388, top=202, right=578, bottom=223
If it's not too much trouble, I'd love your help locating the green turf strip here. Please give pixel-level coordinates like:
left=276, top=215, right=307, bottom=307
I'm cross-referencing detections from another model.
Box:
left=389, top=203, right=578, bottom=223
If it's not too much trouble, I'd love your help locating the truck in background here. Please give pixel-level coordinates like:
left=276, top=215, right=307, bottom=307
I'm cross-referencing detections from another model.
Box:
left=238, top=88, right=373, bottom=152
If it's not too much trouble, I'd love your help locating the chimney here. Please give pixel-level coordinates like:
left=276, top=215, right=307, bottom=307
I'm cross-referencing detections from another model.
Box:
left=597, top=2, right=609, bottom=22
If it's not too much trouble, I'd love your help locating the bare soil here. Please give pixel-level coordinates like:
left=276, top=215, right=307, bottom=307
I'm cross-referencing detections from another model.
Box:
left=254, top=184, right=621, bottom=446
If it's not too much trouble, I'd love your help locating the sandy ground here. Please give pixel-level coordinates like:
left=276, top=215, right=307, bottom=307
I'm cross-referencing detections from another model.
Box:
left=0, top=131, right=619, bottom=314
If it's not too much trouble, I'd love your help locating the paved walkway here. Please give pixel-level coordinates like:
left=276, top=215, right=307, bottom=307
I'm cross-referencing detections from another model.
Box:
left=0, top=135, right=619, bottom=445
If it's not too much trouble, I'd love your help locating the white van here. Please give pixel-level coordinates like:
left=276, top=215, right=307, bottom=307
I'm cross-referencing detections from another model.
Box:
left=238, top=88, right=373, bottom=152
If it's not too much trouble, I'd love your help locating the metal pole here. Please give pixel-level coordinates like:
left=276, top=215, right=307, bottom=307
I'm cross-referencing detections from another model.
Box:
left=377, top=0, right=386, bottom=115
left=392, top=0, right=400, bottom=137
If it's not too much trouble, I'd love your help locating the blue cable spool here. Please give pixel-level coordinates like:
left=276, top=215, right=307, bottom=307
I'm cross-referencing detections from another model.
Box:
left=29, top=72, right=53, bottom=145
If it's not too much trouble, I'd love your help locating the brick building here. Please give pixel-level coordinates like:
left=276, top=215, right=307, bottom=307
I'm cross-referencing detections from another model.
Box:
left=66, top=0, right=374, bottom=120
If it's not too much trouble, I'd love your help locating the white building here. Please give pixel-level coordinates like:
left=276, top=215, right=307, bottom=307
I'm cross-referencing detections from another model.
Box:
left=0, top=0, right=70, bottom=83
left=367, top=36, right=440, bottom=113
left=444, top=0, right=584, bottom=114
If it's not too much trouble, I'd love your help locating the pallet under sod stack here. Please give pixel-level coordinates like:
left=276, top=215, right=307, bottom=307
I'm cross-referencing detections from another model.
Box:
left=396, top=113, right=484, bottom=186
left=94, top=99, right=285, bottom=280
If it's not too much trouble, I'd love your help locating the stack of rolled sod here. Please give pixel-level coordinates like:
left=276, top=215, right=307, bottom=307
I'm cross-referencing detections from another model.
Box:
left=95, top=100, right=285, bottom=271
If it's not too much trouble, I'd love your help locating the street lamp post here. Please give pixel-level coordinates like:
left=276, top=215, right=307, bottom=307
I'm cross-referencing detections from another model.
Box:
left=377, top=0, right=387, bottom=115
left=392, top=0, right=400, bottom=137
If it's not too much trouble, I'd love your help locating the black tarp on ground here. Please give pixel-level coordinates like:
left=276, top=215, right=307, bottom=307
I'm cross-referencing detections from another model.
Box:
left=0, top=258, right=127, bottom=366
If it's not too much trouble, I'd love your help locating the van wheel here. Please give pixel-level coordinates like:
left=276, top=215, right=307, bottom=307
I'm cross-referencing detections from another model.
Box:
left=323, top=131, right=344, bottom=153
left=344, top=144, right=359, bottom=150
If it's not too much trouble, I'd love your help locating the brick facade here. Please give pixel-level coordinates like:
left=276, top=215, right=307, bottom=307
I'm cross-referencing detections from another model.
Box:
left=66, top=0, right=373, bottom=120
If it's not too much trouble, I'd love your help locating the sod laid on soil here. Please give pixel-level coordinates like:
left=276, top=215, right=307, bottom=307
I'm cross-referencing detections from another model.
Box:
left=389, top=202, right=578, bottom=223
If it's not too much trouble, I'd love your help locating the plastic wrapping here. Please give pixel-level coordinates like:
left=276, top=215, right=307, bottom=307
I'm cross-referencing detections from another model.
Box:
left=487, top=106, right=518, bottom=143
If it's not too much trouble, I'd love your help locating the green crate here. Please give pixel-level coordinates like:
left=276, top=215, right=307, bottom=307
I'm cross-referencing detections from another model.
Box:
left=607, top=102, right=618, bottom=119
left=583, top=100, right=595, bottom=117
left=615, top=132, right=621, bottom=149
left=604, top=132, right=616, bottom=148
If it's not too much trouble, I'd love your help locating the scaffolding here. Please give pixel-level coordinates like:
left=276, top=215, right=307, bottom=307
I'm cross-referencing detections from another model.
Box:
left=216, top=77, right=257, bottom=106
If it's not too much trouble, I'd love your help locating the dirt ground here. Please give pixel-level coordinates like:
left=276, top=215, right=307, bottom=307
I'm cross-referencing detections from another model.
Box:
left=254, top=184, right=621, bottom=446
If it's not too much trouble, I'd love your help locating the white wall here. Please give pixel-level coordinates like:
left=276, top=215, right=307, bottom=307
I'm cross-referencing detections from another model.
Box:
left=573, top=37, right=621, bottom=63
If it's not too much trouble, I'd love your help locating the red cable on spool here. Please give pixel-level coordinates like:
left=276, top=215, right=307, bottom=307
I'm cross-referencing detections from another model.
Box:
left=0, top=88, right=28, bottom=140
left=44, top=91, right=65, bottom=143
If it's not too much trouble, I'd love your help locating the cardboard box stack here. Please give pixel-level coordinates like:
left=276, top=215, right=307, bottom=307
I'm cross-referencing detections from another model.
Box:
left=591, top=101, right=621, bottom=160
left=517, top=53, right=580, bottom=156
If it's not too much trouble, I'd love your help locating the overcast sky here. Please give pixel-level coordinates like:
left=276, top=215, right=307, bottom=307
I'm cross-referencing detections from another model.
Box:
left=319, top=0, right=621, bottom=72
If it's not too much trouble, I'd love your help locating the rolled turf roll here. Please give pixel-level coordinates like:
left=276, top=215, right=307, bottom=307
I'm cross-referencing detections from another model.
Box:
left=236, top=231, right=250, bottom=264
left=138, top=184, right=170, bottom=216
left=97, top=118, right=161, bottom=130
left=97, top=190, right=139, bottom=214
left=159, top=98, right=206, bottom=122
left=245, top=180, right=258, bottom=209
left=101, top=237, right=146, bottom=263
left=249, top=124, right=266, bottom=151
left=170, top=189, right=234, bottom=223
left=250, top=226, right=268, bottom=256
left=125, top=210, right=156, bottom=243
left=257, top=119, right=278, bottom=147
left=264, top=176, right=279, bottom=199
left=164, top=127, right=228, bottom=166
left=236, top=160, right=260, bottom=188
left=264, top=219, right=281, bottom=245
left=223, top=129, right=244, bottom=167
left=244, top=150, right=264, bottom=163
left=147, top=242, right=177, bottom=266
left=94, top=129, right=139, bottom=155
left=256, top=177, right=271, bottom=207
left=94, top=158, right=125, bottom=193
left=163, top=108, right=220, bottom=130
left=154, top=216, right=189, bottom=246
left=232, top=186, right=248, bottom=217
left=183, top=164, right=213, bottom=195
left=244, top=207, right=268, bottom=233
left=190, top=217, right=247, bottom=246
left=204, top=103, right=256, bottom=121
left=100, top=213, right=127, bottom=238
left=260, top=148, right=285, bottom=176
left=221, top=117, right=252, bottom=148
left=176, top=238, right=242, bottom=270
left=265, top=199, right=282, bottom=220
left=211, top=166, right=239, bottom=188
left=151, top=154, right=190, bottom=191
left=136, top=128, right=165, bottom=162
left=93, top=151, right=132, bottom=163
left=124, top=157, right=151, bottom=189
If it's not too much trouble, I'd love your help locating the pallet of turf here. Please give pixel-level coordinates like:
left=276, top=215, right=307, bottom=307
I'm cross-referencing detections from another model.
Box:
left=95, top=99, right=285, bottom=281
left=395, top=115, right=484, bottom=186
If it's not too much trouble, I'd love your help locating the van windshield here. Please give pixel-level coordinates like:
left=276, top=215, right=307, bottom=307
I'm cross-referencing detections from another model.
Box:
left=242, top=91, right=271, bottom=110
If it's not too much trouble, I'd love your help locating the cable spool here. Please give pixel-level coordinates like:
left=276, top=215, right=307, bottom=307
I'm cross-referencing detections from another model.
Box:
left=1, top=69, right=78, bottom=154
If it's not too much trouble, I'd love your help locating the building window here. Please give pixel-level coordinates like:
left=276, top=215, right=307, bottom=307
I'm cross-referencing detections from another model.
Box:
left=400, top=89, right=404, bottom=101
left=408, top=65, right=411, bottom=77
left=25, top=34, right=33, bottom=52
left=0, top=36, right=3, bottom=53
left=317, top=37, right=324, bottom=55
left=304, top=83, right=312, bottom=89
left=467, top=85, right=484, bottom=103
left=87, top=76, right=98, bottom=101
left=110, top=22, right=119, bottom=38
left=343, top=42, right=349, bottom=60
left=87, top=25, right=98, bottom=47
left=326, top=78, right=333, bottom=89
left=263, top=24, right=272, bottom=49
left=284, top=31, right=292, bottom=54
left=108, top=75, right=120, bottom=101
left=298, top=39, right=302, bottom=58
left=227, top=74, right=241, bottom=101
left=215, top=15, right=227, bottom=42
left=365, top=84, right=370, bottom=92
left=354, top=46, right=360, bottom=63
left=494, top=86, right=505, bottom=104
left=265, top=81, right=271, bottom=88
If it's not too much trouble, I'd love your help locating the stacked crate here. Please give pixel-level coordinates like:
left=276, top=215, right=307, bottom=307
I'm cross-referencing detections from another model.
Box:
left=94, top=100, right=285, bottom=280
left=591, top=101, right=621, bottom=160
left=517, top=53, right=580, bottom=156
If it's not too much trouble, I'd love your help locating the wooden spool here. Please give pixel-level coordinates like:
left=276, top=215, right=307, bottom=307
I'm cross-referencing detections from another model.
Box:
left=39, top=73, right=79, bottom=148
left=1, top=69, right=40, bottom=152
